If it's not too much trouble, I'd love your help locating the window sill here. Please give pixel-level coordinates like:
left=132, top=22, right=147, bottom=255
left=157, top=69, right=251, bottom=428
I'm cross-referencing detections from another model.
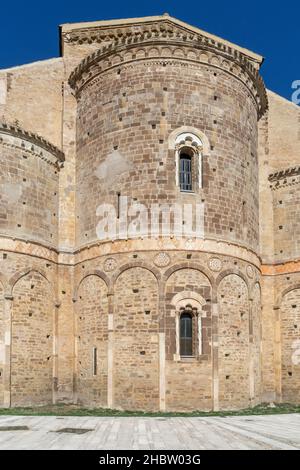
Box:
left=173, top=354, right=209, bottom=362
left=180, top=356, right=197, bottom=362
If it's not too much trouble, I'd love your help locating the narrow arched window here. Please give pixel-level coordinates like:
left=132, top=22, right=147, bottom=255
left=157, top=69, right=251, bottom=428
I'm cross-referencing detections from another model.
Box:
left=179, top=152, right=192, bottom=191
left=180, top=312, right=193, bottom=356
left=174, top=132, right=203, bottom=192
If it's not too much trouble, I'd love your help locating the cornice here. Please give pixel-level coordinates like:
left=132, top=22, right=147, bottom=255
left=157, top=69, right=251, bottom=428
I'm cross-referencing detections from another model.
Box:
left=68, top=34, right=267, bottom=118
left=269, top=166, right=300, bottom=190
left=0, top=234, right=261, bottom=269
left=0, top=122, right=65, bottom=165
left=61, top=16, right=263, bottom=63
left=262, top=259, right=300, bottom=276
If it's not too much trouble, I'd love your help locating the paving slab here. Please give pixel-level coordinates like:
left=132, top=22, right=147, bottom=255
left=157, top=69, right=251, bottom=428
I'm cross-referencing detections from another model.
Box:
left=0, top=414, right=299, bottom=450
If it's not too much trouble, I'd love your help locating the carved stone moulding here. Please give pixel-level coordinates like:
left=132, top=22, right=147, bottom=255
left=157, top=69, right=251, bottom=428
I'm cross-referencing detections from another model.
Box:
left=103, top=257, right=117, bottom=272
left=246, top=265, right=254, bottom=278
left=68, top=36, right=267, bottom=118
left=0, top=121, right=65, bottom=166
left=269, top=166, right=300, bottom=190
left=154, top=252, right=171, bottom=267
left=208, top=257, right=222, bottom=272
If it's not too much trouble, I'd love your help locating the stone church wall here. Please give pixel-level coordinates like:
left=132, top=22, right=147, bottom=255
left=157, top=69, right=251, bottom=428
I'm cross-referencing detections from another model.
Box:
left=0, top=15, right=299, bottom=411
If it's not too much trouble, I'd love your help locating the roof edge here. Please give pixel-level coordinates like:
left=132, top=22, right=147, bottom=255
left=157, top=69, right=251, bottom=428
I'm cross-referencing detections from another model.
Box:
left=60, top=14, right=264, bottom=64
left=0, top=57, right=62, bottom=73
left=267, top=88, right=300, bottom=111
left=0, top=121, right=65, bottom=163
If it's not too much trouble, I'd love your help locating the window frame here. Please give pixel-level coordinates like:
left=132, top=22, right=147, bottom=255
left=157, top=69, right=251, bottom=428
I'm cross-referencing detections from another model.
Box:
left=175, top=306, right=202, bottom=359
left=180, top=311, right=193, bottom=356
left=179, top=151, right=193, bottom=192
left=174, top=133, right=203, bottom=192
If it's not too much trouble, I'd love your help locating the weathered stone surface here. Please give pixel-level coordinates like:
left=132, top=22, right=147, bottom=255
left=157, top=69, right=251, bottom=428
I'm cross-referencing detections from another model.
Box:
left=0, top=414, right=300, bottom=450
left=0, top=15, right=299, bottom=411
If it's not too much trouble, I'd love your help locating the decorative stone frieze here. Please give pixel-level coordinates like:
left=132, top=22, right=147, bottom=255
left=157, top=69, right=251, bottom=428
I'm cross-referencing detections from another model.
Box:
left=0, top=122, right=64, bottom=166
left=269, top=166, right=300, bottom=190
left=103, top=257, right=117, bottom=272
left=208, top=257, right=222, bottom=272
left=68, top=35, right=267, bottom=117
left=154, top=252, right=171, bottom=267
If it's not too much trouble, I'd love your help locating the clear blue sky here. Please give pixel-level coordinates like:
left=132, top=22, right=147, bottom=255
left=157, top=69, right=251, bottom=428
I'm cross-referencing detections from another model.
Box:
left=1, top=0, right=299, bottom=101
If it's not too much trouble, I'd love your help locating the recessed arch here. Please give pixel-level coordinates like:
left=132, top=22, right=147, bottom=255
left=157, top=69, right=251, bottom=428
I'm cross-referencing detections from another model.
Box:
left=171, top=290, right=206, bottom=309
left=164, top=263, right=213, bottom=410
left=74, top=270, right=111, bottom=301
left=216, top=268, right=250, bottom=294
left=113, top=265, right=159, bottom=411
left=112, top=261, right=161, bottom=291
left=75, top=273, right=109, bottom=406
left=164, top=262, right=214, bottom=292
left=11, top=269, right=54, bottom=406
left=9, top=268, right=56, bottom=304
left=280, top=287, right=300, bottom=402
left=217, top=272, right=250, bottom=409
left=276, top=284, right=300, bottom=309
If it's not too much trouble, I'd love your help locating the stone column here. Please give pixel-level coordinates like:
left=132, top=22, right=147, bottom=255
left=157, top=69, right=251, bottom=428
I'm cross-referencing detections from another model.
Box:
left=211, top=301, right=219, bottom=411
left=3, top=294, right=13, bottom=408
left=249, top=298, right=255, bottom=405
left=159, top=332, right=166, bottom=412
left=159, top=284, right=166, bottom=412
left=52, top=302, right=61, bottom=404
left=107, top=292, right=114, bottom=409
left=274, top=306, right=282, bottom=402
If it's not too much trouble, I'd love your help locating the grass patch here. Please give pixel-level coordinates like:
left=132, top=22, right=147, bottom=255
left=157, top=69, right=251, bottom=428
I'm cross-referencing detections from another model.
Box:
left=0, top=403, right=299, bottom=418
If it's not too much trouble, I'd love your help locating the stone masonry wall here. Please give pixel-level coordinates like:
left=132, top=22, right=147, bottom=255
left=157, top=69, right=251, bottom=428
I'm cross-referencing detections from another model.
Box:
left=113, top=267, right=159, bottom=411
left=0, top=141, right=59, bottom=247
left=280, top=288, right=300, bottom=402
left=270, top=178, right=300, bottom=263
left=165, top=268, right=212, bottom=411
left=0, top=59, right=64, bottom=149
left=218, top=274, right=250, bottom=409
left=258, top=91, right=300, bottom=404
left=11, top=271, right=53, bottom=406
left=6, top=16, right=300, bottom=411
left=0, top=282, right=3, bottom=406
left=76, top=275, right=108, bottom=406
left=75, top=52, right=259, bottom=252
left=70, top=249, right=260, bottom=411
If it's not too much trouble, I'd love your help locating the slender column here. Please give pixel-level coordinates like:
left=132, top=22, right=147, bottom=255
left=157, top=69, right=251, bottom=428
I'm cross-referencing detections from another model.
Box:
left=107, top=292, right=114, bottom=408
left=198, top=313, right=202, bottom=356
left=274, top=306, right=282, bottom=402
left=158, top=283, right=166, bottom=412
left=175, top=313, right=180, bottom=358
left=52, top=302, right=61, bottom=404
left=3, top=294, right=13, bottom=408
left=211, top=301, right=219, bottom=411
left=159, top=332, right=166, bottom=412
left=249, top=298, right=255, bottom=405
left=72, top=298, right=79, bottom=404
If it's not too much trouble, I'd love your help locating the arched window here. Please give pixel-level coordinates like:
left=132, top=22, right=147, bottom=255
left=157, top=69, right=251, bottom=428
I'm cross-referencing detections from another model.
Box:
left=180, top=311, right=193, bottom=356
left=179, top=151, right=192, bottom=191
left=174, top=133, right=203, bottom=192
left=172, top=292, right=206, bottom=361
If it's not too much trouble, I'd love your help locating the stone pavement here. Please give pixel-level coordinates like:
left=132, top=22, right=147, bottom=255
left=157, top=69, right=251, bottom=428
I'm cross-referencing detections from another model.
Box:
left=0, top=414, right=299, bottom=450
